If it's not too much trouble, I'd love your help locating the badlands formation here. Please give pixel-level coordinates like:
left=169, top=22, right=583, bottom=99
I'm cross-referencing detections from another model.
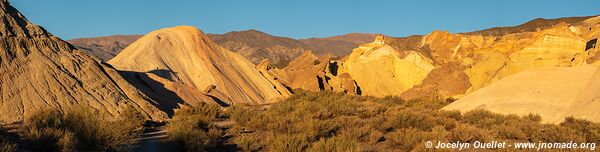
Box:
left=266, top=15, right=600, bottom=123
left=108, top=26, right=291, bottom=106
left=336, top=16, right=599, bottom=99
left=2, top=0, right=600, bottom=125
left=444, top=16, right=600, bottom=123
left=0, top=0, right=167, bottom=123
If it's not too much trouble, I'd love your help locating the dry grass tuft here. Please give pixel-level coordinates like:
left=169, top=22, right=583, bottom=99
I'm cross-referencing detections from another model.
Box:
left=20, top=108, right=144, bottom=152
left=0, top=126, right=16, bottom=152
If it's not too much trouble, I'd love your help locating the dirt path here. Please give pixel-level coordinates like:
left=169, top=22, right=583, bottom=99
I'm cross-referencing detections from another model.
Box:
left=132, top=124, right=179, bottom=152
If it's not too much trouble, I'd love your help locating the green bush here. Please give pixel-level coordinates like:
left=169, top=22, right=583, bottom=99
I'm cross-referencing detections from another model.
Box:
left=20, top=108, right=144, bottom=152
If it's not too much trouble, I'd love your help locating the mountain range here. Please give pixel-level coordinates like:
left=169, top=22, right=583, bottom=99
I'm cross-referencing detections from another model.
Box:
left=69, top=30, right=376, bottom=67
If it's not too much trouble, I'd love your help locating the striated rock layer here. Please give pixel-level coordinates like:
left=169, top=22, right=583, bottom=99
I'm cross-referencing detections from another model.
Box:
left=108, top=26, right=291, bottom=105
left=0, top=0, right=167, bottom=123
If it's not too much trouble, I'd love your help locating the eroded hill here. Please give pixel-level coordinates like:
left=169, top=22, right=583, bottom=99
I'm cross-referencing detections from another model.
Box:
left=0, top=0, right=167, bottom=123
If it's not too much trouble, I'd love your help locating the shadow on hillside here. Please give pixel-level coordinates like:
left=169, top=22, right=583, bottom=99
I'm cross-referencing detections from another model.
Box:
left=118, top=70, right=185, bottom=117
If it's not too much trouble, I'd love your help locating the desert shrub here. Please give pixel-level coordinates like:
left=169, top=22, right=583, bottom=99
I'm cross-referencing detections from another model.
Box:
left=560, top=117, right=600, bottom=143
left=268, top=134, right=309, bottom=152
left=386, top=128, right=427, bottom=150
left=461, top=109, right=507, bottom=127
left=234, top=133, right=265, bottom=152
left=530, top=124, right=585, bottom=143
left=167, top=102, right=224, bottom=152
left=21, top=108, right=144, bottom=152
left=227, top=105, right=256, bottom=125
left=0, top=126, right=16, bottom=152
left=218, top=91, right=600, bottom=151
left=307, top=136, right=359, bottom=152
left=449, top=123, right=492, bottom=143
left=381, top=108, right=437, bottom=131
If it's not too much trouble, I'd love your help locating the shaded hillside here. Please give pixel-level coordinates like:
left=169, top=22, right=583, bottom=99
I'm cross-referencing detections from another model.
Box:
left=209, top=30, right=375, bottom=67
left=463, top=16, right=595, bottom=36
left=299, top=33, right=377, bottom=56
left=68, top=35, right=142, bottom=61
left=207, top=30, right=312, bottom=68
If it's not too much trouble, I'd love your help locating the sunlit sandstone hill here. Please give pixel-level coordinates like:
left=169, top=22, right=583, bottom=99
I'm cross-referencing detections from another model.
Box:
left=0, top=0, right=167, bottom=123
left=108, top=26, right=291, bottom=106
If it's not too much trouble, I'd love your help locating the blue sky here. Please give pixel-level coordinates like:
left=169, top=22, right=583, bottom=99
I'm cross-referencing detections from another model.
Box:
left=11, top=0, right=600, bottom=40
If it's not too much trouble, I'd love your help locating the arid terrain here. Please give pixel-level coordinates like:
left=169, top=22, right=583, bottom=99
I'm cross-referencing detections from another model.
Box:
left=1, top=0, right=600, bottom=151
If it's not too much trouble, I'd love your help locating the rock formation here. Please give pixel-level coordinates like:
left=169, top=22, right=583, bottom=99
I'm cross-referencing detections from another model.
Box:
left=0, top=0, right=167, bottom=123
left=339, top=35, right=435, bottom=97
left=108, top=26, right=291, bottom=105
left=329, top=15, right=600, bottom=99
left=443, top=66, right=600, bottom=123
left=265, top=51, right=360, bottom=95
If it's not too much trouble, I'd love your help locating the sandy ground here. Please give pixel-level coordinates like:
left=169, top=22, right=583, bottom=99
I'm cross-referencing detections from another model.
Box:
left=132, top=124, right=180, bottom=152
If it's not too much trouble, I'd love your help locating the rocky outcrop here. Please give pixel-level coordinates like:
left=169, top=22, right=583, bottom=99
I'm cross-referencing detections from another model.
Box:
left=0, top=0, right=167, bottom=123
left=255, top=59, right=293, bottom=97
left=264, top=51, right=360, bottom=95
left=278, top=52, right=333, bottom=91
left=401, top=62, right=471, bottom=100
left=108, top=26, right=291, bottom=105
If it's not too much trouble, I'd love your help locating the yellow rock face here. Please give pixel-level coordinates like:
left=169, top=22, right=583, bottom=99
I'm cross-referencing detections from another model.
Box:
left=340, top=35, right=435, bottom=97
left=465, top=24, right=587, bottom=92
left=109, top=26, right=290, bottom=105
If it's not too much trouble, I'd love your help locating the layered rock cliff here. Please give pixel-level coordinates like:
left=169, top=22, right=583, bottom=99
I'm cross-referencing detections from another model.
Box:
left=0, top=0, right=167, bottom=123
